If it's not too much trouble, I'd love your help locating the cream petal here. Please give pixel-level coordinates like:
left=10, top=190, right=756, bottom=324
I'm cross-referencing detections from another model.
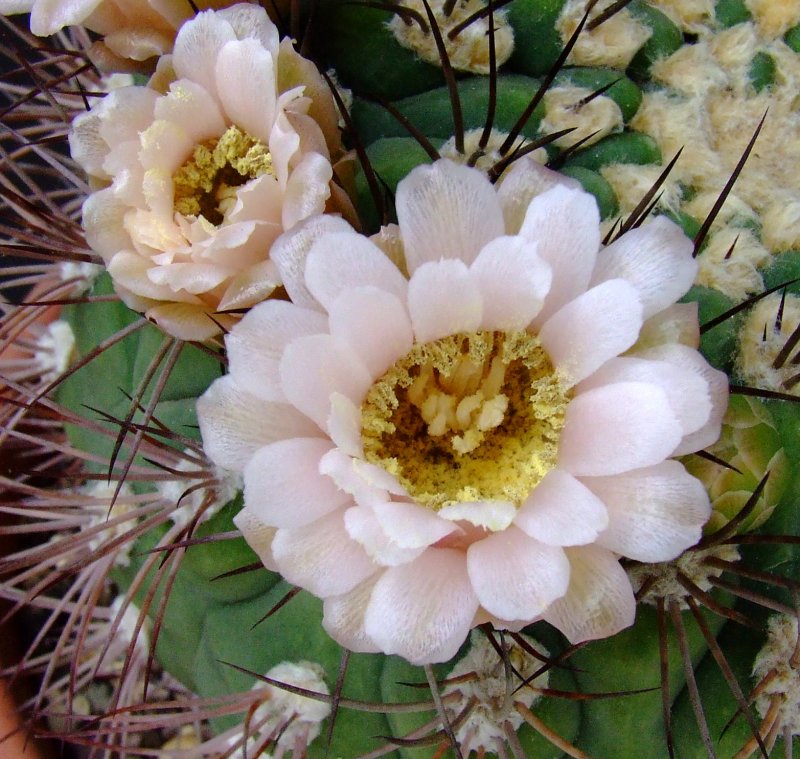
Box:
left=146, top=302, right=229, bottom=341
left=634, top=302, right=701, bottom=351
left=539, top=279, right=643, bottom=387
left=585, top=461, right=711, bottom=562
left=226, top=299, right=327, bottom=403
left=216, top=39, right=276, bottom=144
left=319, top=449, right=387, bottom=508
left=576, top=356, right=712, bottom=440
left=280, top=333, right=373, bottom=429
left=217, top=259, right=281, bottom=312
left=218, top=3, right=280, bottom=51
left=82, top=189, right=132, bottom=262
left=272, top=510, right=378, bottom=597
left=466, top=526, right=570, bottom=622
left=197, top=375, right=321, bottom=471
left=233, top=507, right=279, bottom=572
left=344, top=507, right=426, bottom=566
left=328, top=287, right=413, bottom=380
left=282, top=151, right=333, bottom=230
left=437, top=501, right=517, bottom=532
left=542, top=545, right=636, bottom=643
left=407, top=260, right=483, bottom=343
left=304, top=233, right=408, bottom=312
left=469, top=236, right=551, bottom=330
left=243, top=438, right=350, bottom=528
left=139, top=118, right=196, bottom=175
left=29, top=0, right=101, bottom=34
left=395, top=159, right=505, bottom=273
left=559, top=382, right=683, bottom=476
left=363, top=548, right=479, bottom=664
left=371, top=500, right=456, bottom=549
left=147, top=261, right=235, bottom=294
left=514, top=469, right=608, bottom=546
left=270, top=215, right=360, bottom=310
left=172, top=8, right=236, bottom=100
left=108, top=252, right=201, bottom=303
left=519, top=184, right=601, bottom=325
left=326, top=393, right=364, bottom=458
left=154, top=79, right=226, bottom=148
left=351, top=461, right=409, bottom=496
left=591, top=216, right=696, bottom=319
left=322, top=576, right=382, bottom=654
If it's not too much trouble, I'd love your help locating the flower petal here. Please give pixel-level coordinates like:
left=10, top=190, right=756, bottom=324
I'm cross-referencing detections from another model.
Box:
left=271, top=510, right=377, bottom=597
left=282, top=151, right=333, bottom=230
left=233, top=507, right=279, bottom=571
left=514, top=468, right=608, bottom=546
left=197, top=375, right=321, bottom=471
left=467, top=526, right=570, bottom=621
left=364, top=548, right=479, bottom=664
left=559, top=382, right=683, bottom=476
left=371, top=500, right=457, bottom=549
left=584, top=460, right=711, bottom=561
left=407, top=259, right=483, bottom=343
left=173, top=8, right=236, bottom=100
left=438, top=500, right=517, bottom=532
left=542, top=545, right=636, bottom=643
left=469, top=236, right=551, bottom=330
left=322, top=576, right=382, bottom=654
left=243, top=438, right=351, bottom=528
left=344, top=507, right=426, bottom=566
left=395, top=159, right=505, bottom=273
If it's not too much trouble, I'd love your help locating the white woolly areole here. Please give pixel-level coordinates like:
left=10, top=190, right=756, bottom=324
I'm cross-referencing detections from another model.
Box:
left=59, top=261, right=103, bottom=296
left=752, top=614, right=800, bottom=734
left=695, top=224, right=769, bottom=301
left=109, top=597, right=150, bottom=655
left=83, top=480, right=136, bottom=566
left=443, top=631, right=548, bottom=753
left=540, top=85, right=623, bottom=149
left=34, top=320, right=76, bottom=381
left=737, top=293, right=800, bottom=396
left=387, top=0, right=514, bottom=74
left=438, top=128, right=547, bottom=173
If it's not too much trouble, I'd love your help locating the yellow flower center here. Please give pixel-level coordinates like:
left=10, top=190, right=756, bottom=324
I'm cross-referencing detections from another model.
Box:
left=361, top=330, right=571, bottom=510
left=173, top=125, right=273, bottom=225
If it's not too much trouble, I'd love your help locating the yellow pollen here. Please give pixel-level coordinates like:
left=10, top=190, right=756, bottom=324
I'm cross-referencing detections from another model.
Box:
left=172, top=125, right=273, bottom=225
left=360, top=331, right=571, bottom=510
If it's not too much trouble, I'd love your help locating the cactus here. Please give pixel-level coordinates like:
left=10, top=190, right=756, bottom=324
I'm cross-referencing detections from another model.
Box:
left=1, top=1, right=800, bottom=758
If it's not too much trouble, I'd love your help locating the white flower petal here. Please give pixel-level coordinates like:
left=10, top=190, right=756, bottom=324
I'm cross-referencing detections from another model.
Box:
left=364, top=548, right=479, bottom=664
left=173, top=8, right=237, bottom=100
left=322, top=576, right=382, bottom=654
left=197, top=375, right=321, bottom=471
left=539, top=279, right=643, bottom=387
left=319, top=449, right=387, bottom=508
left=467, top=526, right=570, bottom=621
left=328, top=288, right=413, bottom=380
left=280, top=333, right=372, bottom=429
left=407, top=260, right=483, bottom=343
left=395, top=159, right=505, bottom=273
left=438, top=500, right=517, bottom=531
left=371, top=500, right=456, bottom=549
left=233, top=508, right=279, bottom=571
left=272, top=510, right=377, bottom=597
left=469, top=236, right=551, bottom=330
left=243, top=438, right=351, bottom=529
left=592, top=216, right=696, bottom=319
left=542, top=545, right=636, bottom=643
left=344, top=507, right=426, bottom=566
left=559, top=382, right=683, bottom=476
left=584, top=460, right=711, bottom=562
left=226, top=299, right=327, bottom=403
left=514, top=469, right=608, bottom=546
left=326, top=393, right=364, bottom=458
left=282, top=151, right=333, bottom=230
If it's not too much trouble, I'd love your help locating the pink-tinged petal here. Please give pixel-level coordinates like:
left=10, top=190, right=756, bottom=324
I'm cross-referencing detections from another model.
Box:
left=467, top=526, right=570, bottom=622
left=322, top=576, right=382, bottom=654
left=577, top=356, right=712, bottom=440
left=197, top=375, right=321, bottom=471
left=226, top=299, right=327, bottom=403
left=328, top=288, right=413, bottom=380
left=263, top=215, right=355, bottom=309
left=407, top=260, right=483, bottom=343
left=82, top=190, right=132, bottom=262
left=515, top=469, right=608, bottom=546
left=146, top=303, right=231, bottom=342
left=271, top=510, right=377, bottom=597
left=584, top=460, right=711, bottom=561
left=438, top=501, right=517, bottom=532
left=108, top=252, right=200, bottom=303
left=304, top=233, right=408, bottom=311
left=559, top=382, right=683, bottom=476
left=282, top=152, right=333, bottom=230
left=344, top=507, right=426, bottom=566
left=591, top=216, right=696, bottom=319
left=215, top=39, right=276, bottom=144
left=395, top=159, right=505, bottom=273
left=520, top=184, right=601, bottom=325
left=469, top=236, right=552, bottom=330
left=233, top=507, right=279, bottom=571
left=364, top=548, right=479, bottom=664
left=542, top=545, right=635, bottom=643
left=327, top=393, right=363, bottom=458
left=371, top=501, right=456, bottom=549
left=218, top=3, right=280, bottom=51
left=148, top=261, right=234, bottom=293
left=539, top=279, right=643, bottom=386
left=352, top=461, right=409, bottom=496
left=319, top=449, right=387, bottom=508
left=496, top=157, right=582, bottom=234
left=154, top=79, right=226, bottom=149
left=280, top=333, right=372, bottom=429
left=29, top=0, right=102, bottom=35
left=217, top=258, right=281, bottom=312
left=173, top=9, right=237, bottom=100
left=243, top=438, right=351, bottom=529
left=635, top=344, right=729, bottom=455
left=138, top=119, right=196, bottom=175
left=634, top=302, right=701, bottom=351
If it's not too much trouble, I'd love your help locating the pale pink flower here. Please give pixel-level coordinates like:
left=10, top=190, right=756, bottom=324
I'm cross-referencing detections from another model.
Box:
left=198, top=158, right=728, bottom=664
left=69, top=4, right=343, bottom=340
